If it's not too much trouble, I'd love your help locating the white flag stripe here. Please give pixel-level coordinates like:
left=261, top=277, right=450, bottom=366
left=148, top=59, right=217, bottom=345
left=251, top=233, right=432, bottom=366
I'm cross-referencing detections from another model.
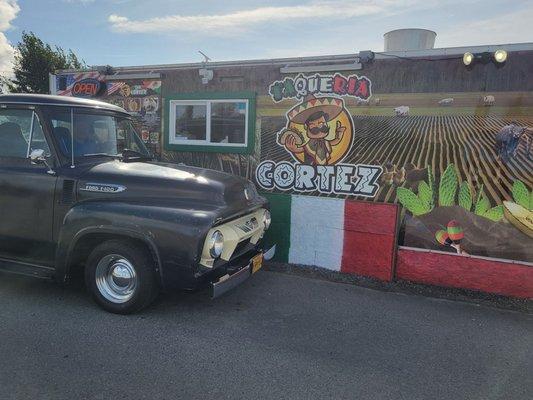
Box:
left=289, top=195, right=345, bottom=271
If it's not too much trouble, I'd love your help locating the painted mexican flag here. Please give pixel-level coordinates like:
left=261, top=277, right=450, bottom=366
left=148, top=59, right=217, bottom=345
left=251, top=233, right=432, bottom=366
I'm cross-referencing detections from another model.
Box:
left=261, top=193, right=398, bottom=281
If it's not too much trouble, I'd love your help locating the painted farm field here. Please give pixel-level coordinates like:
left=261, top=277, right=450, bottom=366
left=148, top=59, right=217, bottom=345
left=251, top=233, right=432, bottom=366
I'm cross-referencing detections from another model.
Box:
left=259, top=114, right=533, bottom=205
left=350, top=115, right=532, bottom=205
left=257, top=92, right=533, bottom=117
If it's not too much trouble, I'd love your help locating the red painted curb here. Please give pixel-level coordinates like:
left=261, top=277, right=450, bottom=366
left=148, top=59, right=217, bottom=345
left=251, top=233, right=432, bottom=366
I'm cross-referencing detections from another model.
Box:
left=396, top=247, right=533, bottom=299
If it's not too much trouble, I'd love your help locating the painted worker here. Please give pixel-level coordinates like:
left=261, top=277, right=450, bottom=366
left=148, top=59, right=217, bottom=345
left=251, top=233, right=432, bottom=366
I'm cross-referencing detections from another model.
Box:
left=495, top=121, right=527, bottom=162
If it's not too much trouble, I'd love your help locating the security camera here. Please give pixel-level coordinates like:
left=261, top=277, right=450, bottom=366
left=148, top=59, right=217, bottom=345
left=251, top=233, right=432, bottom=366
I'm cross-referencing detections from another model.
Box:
left=199, top=68, right=214, bottom=85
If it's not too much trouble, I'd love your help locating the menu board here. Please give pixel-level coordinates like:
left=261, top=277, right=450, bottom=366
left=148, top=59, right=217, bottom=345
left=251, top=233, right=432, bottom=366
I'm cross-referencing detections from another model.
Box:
left=106, top=79, right=162, bottom=155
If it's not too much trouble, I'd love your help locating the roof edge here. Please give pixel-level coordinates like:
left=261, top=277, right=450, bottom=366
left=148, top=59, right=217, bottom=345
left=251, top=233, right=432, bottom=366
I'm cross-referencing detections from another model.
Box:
left=55, top=42, right=533, bottom=74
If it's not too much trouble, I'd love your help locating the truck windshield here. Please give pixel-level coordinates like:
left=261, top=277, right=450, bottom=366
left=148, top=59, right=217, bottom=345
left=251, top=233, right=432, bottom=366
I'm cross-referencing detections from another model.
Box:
left=44, top=107, right=150, bottom=160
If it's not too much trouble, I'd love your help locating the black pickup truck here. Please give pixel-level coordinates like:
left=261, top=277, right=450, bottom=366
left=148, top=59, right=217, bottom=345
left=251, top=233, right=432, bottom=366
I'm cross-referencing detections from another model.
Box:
left=0, top=94, right=271, bottom=313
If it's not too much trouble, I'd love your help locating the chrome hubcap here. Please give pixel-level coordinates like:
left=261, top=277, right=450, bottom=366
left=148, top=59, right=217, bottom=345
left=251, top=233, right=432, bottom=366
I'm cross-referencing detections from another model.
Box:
left=95, top=254, right=137, bottom=304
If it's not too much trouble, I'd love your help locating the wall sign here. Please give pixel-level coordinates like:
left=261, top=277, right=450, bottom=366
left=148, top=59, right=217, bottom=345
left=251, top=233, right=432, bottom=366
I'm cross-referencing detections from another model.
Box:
left=256, top=73, right=381, bottom=197
left=71, top=78, right=105, bottom=98
left=269, top=73, right=372, bottom=102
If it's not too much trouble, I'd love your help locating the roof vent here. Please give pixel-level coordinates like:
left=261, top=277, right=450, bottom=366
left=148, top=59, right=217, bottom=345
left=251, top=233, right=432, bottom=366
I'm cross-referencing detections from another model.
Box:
left=384, top=29, right=436, bottom=51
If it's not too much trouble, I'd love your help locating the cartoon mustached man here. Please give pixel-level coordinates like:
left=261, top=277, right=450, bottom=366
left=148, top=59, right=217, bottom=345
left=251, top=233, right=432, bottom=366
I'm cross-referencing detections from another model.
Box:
left=279, top=95, right=347, bottom=165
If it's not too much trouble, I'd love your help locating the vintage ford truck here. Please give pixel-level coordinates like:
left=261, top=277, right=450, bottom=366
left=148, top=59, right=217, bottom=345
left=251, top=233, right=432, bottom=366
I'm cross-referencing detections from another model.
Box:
left=0, top=94, right=271, bottom=313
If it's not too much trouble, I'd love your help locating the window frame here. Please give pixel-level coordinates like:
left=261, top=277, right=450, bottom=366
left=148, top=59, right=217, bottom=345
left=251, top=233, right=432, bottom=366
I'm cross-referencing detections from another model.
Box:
left=164, top=91, right=256, bottom=154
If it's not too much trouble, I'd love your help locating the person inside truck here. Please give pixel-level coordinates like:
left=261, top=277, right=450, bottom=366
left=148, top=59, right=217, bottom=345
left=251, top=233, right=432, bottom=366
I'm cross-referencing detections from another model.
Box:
left=73, top=117, right=102, bottom=156
left=53, top=117, right=108, bottom=157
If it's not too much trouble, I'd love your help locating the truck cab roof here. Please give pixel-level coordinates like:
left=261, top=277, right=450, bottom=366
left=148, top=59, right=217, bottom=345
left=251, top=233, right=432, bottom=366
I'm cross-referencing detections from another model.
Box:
left=0, top=93, right=129, bottom=115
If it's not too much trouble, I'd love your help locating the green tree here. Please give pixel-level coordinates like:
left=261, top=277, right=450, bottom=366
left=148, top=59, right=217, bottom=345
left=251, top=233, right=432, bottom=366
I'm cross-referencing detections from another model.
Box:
left=2, top=31, right=85, bottom=94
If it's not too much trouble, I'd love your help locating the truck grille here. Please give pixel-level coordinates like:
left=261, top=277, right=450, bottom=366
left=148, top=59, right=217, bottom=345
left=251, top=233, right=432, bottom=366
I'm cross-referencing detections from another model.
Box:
left=233, top=238, right=252, bottom=256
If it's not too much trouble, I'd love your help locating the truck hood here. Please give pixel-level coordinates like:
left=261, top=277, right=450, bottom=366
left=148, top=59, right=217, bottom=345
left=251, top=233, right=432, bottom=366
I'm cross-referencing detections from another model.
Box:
left=76, top=160, right=265, bottom=219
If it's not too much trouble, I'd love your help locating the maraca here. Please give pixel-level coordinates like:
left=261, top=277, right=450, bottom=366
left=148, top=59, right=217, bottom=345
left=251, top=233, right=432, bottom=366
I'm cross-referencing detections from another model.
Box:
left=435, top=230, right=453, bottom=246
left=446, top=220, right=468, bottom=255
left=446, top=220, right=464, bottom=243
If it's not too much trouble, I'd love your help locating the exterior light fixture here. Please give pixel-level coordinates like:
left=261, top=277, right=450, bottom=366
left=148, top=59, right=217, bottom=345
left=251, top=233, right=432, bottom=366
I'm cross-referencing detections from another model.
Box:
left=494, top=49, right=508, bottom=63
left=478, top=52, right=493, bottom=64
left=463, top=50, right=508, bottom=68
left=463, top=52, right=474, bottom=66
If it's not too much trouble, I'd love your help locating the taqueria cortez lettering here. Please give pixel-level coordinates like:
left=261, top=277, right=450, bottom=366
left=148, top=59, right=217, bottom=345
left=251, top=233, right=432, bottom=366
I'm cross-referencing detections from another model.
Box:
left=269, top=73, right=372, bottom=103
left=256, top=161, right=382, bottom=197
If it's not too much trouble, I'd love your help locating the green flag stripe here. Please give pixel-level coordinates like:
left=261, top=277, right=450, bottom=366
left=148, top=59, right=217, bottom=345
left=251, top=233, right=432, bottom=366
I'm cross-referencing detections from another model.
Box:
left=261, top=192, right=291, bottom=263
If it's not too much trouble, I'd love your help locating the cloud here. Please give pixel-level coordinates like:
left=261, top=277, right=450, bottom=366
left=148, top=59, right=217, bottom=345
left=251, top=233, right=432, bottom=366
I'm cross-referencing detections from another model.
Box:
left=62, top=0, right=95, bottom=4
left=438, top=5, right=533, bottom=47
left=108, top=1, right=421, bottom=34
left=0, top=0, right=18, bottom=31
left=0, top=0, right=19, bottom=80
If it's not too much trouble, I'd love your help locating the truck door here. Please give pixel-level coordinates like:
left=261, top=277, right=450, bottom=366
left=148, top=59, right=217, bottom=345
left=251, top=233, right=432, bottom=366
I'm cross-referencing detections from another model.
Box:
left=0, top=106, right=58, bottom=266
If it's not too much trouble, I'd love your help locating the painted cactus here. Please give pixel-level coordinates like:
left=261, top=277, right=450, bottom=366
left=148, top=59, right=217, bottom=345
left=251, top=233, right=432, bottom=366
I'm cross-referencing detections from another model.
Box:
left=474, top=188, right=491, bottom=215
left=458, top=181, right=473, bottom=211
left=397, top=187, right=431, bottom=216
left=512, top=180, right=530, bottom=210
left=417, top=181, right=433, bottom=210
left=396, top=163, right=505, bottom=222
left=438, top=165, right=458, bottom=207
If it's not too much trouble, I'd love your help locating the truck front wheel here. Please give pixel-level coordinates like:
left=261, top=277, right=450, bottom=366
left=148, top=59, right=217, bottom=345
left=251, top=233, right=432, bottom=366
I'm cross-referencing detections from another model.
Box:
left=85, top=240, right=159, bottom=314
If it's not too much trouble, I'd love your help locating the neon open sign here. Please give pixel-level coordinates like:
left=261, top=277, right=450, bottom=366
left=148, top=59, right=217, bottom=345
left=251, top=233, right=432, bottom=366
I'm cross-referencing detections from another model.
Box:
left=72, top=78, right=104, bottom=97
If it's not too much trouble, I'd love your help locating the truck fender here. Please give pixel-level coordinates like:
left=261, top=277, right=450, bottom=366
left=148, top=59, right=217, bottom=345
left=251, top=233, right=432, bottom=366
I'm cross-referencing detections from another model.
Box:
left=55, top=225, right=162, bottom=284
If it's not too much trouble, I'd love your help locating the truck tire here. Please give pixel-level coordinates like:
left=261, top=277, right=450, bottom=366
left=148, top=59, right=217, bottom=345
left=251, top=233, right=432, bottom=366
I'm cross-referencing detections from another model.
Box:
left=85, top=240, right=159, bottom=314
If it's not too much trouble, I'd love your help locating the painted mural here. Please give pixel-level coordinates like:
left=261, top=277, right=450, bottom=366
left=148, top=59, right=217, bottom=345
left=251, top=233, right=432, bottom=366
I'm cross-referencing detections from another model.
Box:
left=55, top=73, right=162, bottom=155
left=55, top=59, right=533, bottom=266
left=256, top=74, right=382, bottom=197
left=257, top=75, right=533, bottom=264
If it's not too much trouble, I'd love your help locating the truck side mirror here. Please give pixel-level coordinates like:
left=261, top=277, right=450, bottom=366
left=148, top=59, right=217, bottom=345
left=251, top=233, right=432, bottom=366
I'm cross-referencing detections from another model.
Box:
left=30, top=149, right=47, bottom=164
left=29, top=149, right=55, bottom=175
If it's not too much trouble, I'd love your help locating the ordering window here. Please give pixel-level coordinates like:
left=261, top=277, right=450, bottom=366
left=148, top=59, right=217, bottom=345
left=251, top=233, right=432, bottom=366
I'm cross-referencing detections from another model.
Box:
left=169, top=99, right=249, bottom=148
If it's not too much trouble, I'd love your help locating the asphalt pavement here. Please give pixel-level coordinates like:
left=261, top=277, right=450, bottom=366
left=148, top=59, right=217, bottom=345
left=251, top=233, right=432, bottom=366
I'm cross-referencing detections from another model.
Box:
left=0, top=269, right=531, bottom=400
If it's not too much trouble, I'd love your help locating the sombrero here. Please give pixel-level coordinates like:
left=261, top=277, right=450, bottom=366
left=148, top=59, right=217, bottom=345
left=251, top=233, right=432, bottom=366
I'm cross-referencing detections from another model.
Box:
left=287, top=94, right=344, bottom=124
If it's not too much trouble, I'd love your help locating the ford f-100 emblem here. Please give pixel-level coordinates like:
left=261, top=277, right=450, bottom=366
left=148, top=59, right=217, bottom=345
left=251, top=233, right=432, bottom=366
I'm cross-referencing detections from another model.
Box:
left=80, top=183, right=127, bottom=193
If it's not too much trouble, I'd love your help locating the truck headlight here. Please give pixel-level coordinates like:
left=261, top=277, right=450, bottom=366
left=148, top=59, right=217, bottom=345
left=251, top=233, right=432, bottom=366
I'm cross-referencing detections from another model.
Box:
left=262, top=210, right=271, bottom=230
left=208, top=230, right=224, bottom=258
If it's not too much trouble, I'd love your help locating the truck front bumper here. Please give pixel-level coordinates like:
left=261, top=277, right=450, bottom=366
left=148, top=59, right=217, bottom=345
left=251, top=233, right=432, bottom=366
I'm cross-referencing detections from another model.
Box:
left=210, top=245, right=275, bottom=299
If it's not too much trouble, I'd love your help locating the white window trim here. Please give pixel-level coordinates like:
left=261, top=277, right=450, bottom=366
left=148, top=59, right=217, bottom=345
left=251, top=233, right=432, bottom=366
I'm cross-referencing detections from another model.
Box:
left=169, top=99, right=249, bottom=147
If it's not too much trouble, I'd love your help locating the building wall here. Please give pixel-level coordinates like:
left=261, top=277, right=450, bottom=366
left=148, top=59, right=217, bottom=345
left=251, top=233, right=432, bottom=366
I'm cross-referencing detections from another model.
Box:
left=161, top=51, right=533, bottom=272
left=54, top=50, right=533, bottom=295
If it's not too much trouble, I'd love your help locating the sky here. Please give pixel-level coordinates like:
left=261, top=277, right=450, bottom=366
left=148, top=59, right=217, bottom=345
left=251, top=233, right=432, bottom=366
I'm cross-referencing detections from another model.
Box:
left=0, top=0, right=532, bottom=76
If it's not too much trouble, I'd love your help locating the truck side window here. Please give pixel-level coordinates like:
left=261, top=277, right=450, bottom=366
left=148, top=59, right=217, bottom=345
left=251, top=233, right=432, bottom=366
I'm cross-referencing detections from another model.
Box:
left=0, top=109, right=31, bottom=158
left=0, top=109, right=51, bottom=159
